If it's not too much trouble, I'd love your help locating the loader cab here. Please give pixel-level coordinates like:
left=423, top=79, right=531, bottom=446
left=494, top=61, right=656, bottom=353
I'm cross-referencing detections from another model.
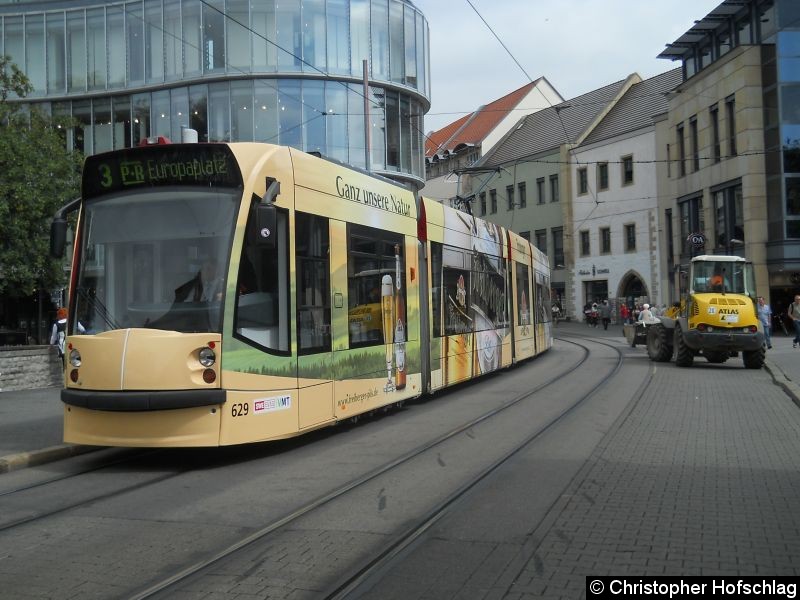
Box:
left=689, top=256, right=756, bottom=299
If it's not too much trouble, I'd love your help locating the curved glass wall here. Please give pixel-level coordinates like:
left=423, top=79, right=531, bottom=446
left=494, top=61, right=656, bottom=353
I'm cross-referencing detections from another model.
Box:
left=0, top=0, right=430, bottom=184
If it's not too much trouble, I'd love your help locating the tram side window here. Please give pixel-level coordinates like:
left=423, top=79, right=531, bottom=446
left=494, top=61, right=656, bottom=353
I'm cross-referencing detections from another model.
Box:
left=516, top=262, right=531, bottom=326
left=234, top=207, right=290, bottom=353
left=347, top=223, right=404, bottom=348
left=471, top=251, right=507, bottom=332
left=431, top=241, right=443, bottom=337
left=296, top=212, right=331, bottom=354
left=534, top=271, right=550, bottom=324
left=442, top=246, right=471, bottom=336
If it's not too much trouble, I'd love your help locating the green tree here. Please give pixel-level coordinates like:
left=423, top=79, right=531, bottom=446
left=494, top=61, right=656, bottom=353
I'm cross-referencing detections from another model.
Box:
left=0, top=56, right=82, bottom=297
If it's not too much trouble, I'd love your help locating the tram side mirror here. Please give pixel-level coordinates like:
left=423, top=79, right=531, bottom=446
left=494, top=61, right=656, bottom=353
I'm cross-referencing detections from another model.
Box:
left=252, top=204, right=277, bottom=249
left=50, top=217, right=67, bottom=258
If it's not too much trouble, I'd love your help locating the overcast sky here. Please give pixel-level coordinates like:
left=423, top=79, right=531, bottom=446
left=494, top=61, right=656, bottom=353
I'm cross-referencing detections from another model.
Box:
left=416, top=0, right=724, bottom=133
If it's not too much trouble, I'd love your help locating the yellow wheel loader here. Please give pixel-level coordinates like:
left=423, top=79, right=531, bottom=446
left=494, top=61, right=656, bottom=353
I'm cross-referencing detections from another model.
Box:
left=646, top=255, right=765, bottom=369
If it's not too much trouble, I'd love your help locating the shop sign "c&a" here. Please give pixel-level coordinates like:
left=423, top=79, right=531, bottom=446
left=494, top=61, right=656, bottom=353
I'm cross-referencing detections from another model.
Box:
left=686, top=232, right=706, bottom=248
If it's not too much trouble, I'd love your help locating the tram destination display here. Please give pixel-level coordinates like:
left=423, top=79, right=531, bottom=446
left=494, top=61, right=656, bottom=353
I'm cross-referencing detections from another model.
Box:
left=83, top=144, right=243, bottom=199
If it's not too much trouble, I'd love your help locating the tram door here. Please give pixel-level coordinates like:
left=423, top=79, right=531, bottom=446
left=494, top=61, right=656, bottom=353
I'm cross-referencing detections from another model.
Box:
left=295, top=212, right=334, bottom=430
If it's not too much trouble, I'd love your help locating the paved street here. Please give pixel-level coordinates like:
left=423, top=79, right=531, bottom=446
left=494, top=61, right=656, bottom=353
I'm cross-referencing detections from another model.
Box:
left=508, top=334, right=800, bottom=597
left=2, top=320, right=800, bottom=599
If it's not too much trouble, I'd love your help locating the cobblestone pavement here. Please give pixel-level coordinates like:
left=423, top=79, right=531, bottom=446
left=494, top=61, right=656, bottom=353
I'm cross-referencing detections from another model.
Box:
left=506, top=351, right=800, bottom=599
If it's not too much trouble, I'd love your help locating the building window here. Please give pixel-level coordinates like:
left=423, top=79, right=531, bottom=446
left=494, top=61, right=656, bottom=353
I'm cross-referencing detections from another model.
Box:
left=690, top=116, right=699, bottom=172
left=520, top=231, right=530, bottom=241
left=597, top=163, right=609, bottom=190
left=552, top=227, right=564, bottom=266
left=713, top=183, right=744, bottom=252
left=726, top=95, right=737, bottom=157
left=600, top=227, right=611, bottom=254
left=679, top=195, right=705, bottom=258
left=479, top=192, right=486, bottom=216
left=684, top=55, right=696, bottom=79
left=490, top=189, right=497, bottom=213
left=665, top=208, right=674, bottom=265
left=577, top=167, right=588, bottom=195
left=624, top=223, right=636, bottom=252
left=710, top=104, right=721, bottom=163
left=518, top=182, right=527, bottom=208
left=677, top=124, right=686, bottom=177
left=717, top=27, right=732, bottom=58
left=580, top=230, right=590, bottom=256
left=550, top=174, right=559, bottom=202
left=736, top=13, right=752, bottom=45
left=621, top=155, right=634, bottom=185
left=536, top=177, right=545, bottom=204
left=787, top=178, right=800, bottom=238
left=506, top=185, right=515, bottom=210
left=666, top=144, right=672, bottom=178
left=535, top=229, right=547, bottom=255
left=699, top=44, right=712, bottom=70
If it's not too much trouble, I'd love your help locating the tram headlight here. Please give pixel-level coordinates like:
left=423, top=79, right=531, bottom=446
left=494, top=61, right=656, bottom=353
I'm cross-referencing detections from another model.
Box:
left=69, top=348, right=82, bottom=367
left=199, top=347, right=216, bottom=367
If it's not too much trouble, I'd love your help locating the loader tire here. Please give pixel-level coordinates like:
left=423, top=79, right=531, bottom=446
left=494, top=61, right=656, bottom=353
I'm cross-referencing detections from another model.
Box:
left=742, top=347, right=765, bottom=369
left=674, top=324, right=694, bottom=367
left=646, top=323, right=673, bottom=362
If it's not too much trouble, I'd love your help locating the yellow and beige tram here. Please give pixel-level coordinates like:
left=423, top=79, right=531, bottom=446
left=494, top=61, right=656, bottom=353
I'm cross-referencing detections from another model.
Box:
left=51, top=142, right=553, bottom=447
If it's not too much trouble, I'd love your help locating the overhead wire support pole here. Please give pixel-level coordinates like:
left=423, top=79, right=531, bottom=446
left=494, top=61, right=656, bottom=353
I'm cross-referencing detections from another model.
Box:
left=363, top=59, right=371, bottom=173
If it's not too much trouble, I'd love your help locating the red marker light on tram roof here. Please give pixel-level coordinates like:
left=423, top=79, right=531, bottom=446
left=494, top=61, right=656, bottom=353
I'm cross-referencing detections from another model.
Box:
left=138, top=135, right=172, bottom=146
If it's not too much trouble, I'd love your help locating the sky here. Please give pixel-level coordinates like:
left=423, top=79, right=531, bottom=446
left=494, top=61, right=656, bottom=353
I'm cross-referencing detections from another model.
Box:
left=416, top=0, right=724, bottom=134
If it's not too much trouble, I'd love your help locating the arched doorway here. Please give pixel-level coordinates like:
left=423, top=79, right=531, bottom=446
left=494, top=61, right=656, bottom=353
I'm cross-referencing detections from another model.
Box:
left=618, top=271, right=648, bottom=307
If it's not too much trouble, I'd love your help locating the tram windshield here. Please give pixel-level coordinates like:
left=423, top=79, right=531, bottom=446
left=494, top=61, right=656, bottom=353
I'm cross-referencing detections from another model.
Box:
left=73, top=188, right=239, bottom=334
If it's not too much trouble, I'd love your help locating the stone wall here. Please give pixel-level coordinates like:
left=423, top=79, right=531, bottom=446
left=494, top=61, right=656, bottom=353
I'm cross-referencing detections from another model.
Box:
left=0, top=346, right=63, bottom=392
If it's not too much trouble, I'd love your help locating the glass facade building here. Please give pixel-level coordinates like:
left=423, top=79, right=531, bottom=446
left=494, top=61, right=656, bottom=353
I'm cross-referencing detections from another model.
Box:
left=0, top=0, right=430, bottom=186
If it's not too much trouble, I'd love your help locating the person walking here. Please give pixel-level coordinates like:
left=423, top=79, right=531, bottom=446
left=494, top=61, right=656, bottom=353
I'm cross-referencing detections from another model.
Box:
left=620, top=303, right=629, bottom=325
left=788, top=295, right=800, bottom=348
left=599, top=299, right=611, bottom=330
left=757, top=296, right=772, bottom=349
left=49, top=307, right=68, bottom=359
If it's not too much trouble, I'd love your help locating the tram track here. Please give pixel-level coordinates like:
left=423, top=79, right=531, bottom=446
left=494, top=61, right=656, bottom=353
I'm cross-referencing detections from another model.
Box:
left=324, top=336, right=627, bottom=599
left=127, top=337, right=622, bottom=600
left=0, top=448, right=162, bottom=499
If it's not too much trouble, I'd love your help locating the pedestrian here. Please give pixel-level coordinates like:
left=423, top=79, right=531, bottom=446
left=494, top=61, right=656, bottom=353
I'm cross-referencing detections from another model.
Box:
left=788, top=294, right=800, bottom=348
left=757, top=296, right=772, bottom=349
left=638, top=303, right=659, bottom=325
left=620, top=303, right=629, bottom=325
left=584, top=301, right=594, bottom=326
left=49, top=307, right=68, bottom=359
left=599, top=299, right=611, bottom=330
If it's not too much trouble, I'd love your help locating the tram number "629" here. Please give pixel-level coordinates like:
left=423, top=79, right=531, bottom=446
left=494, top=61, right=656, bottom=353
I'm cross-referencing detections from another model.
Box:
left=231, top=403, right=249, bottom=417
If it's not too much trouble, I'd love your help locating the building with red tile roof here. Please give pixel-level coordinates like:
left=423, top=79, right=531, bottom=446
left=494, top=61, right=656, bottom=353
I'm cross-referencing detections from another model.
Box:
left=423, top=78, right=563, bottom=203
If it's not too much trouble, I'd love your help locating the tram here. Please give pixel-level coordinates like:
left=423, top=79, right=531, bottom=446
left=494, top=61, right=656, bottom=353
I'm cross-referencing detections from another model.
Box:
left=50, top=142, right=553, bottom=447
